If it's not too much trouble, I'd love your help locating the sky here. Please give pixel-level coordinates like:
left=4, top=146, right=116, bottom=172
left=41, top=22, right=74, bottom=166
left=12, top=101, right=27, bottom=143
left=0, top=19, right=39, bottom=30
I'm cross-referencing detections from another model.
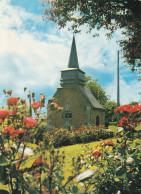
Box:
left=0, top=0, right=140, bottom=112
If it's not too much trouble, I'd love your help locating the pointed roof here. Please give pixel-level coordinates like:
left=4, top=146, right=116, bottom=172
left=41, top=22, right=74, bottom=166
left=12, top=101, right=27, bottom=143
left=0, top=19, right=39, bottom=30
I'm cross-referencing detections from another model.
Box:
left=68, top=35, right=79, bottom=68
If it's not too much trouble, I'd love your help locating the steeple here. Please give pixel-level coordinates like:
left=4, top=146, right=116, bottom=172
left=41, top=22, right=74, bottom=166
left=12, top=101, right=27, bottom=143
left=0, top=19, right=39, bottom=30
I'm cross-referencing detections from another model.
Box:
left=68, top=35, right=79, bottom=68
left=60, top=35, right=85, bottom=88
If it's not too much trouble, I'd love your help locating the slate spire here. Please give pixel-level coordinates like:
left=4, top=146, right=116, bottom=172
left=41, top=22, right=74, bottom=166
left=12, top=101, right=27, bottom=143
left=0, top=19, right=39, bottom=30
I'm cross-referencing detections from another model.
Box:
left=68, top=35, right=79, bottom=68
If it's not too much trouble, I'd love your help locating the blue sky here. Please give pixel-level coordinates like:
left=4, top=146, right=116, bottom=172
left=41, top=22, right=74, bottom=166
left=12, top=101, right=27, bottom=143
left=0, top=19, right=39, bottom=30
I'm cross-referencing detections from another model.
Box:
left=0, top=0, right=140, bottom=111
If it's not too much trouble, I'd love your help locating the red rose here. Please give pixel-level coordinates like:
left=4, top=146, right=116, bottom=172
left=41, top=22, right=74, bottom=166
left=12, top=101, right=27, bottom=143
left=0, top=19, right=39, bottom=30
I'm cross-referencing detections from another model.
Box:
left=114, top=107, right=120, bottom=112
left=117, top=123, right=123, bottom=127
left=4, top=126, right=15, bottom=135
left=23, top=117, right=37, bottom=128
left=0, top=109, right=9, bottom=119
left=33, top=157, right=43, bottom=166
left=119, top=117, right=130, bottom=126
left=114, top=104, right=141, bottom=114
left=12, top=129, right=26, bottom=138
left=92, top=150, right=101, bottom=158
left=9, top=110, right=17, bottom=116
left=0, top=119, right=3, bottom=123
left=129, top=107, right=138, bottom=113
left=31, top=100, right=41, bottom=109
left=34, top=172, right=40, bottom=178
left=18, top=128, right=26, bottom=134
left=134, top=104, right=141, bottom=111
left=106, top=141, right=114, bottom=146
left=7, top=97, right=19, bottom=105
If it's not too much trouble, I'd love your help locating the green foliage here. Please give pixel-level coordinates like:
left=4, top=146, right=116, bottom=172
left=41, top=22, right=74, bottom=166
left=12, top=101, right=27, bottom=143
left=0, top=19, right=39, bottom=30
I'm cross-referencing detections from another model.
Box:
left=104, top=101, right=117, bottom=123
left=34, top=118, right=47, bottom=144
left=42, top=0, right=141, bottom=75
left=85, top=75, right=117, bottom=123
left=129, top=101, right=139, bottom=106
left=85, top=75, right=109, bottom=105
left=109, top=122, right=117, bottom=126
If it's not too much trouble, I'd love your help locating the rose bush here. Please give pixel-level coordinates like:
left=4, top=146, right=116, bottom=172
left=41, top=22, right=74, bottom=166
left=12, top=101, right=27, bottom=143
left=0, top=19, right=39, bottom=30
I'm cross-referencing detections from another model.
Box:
left=0, top=90, right=81, bottom=193
left=45, top=126, right=114, bottom=147
left=0, top=90, right=48, bottom=193
left=73, top=104, right=141, bottom=193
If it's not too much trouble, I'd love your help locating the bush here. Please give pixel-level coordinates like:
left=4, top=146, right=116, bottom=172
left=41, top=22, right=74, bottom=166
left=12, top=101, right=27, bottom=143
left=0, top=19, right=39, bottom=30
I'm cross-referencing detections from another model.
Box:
left=45, top=126, right=114, bottom=147
left=109, top=121, right=117, bottom=126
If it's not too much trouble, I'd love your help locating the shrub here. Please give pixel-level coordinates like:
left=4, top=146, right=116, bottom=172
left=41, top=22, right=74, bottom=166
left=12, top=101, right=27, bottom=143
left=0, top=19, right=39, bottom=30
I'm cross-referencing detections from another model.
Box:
left=45, top=126, right=114, bottom=147
left=109, top=121, right=117, bottom=126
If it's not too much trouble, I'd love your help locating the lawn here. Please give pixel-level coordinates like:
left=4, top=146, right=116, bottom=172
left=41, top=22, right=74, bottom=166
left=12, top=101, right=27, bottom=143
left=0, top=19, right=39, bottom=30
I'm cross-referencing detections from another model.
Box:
left=58, top=136, right=119, bottom=167
left=58, top=139, right=110, bottom=167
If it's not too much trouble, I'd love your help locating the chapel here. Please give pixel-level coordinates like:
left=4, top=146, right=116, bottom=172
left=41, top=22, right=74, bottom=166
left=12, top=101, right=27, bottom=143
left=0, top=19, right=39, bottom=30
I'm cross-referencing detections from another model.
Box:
left=47, top=36, right=105, bottom=129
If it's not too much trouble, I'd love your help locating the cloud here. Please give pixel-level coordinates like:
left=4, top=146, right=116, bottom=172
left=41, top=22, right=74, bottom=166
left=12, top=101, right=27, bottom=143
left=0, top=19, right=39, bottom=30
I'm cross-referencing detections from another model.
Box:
left=0, top=1, right=69, bottom=90
left=0, top=0, right=68, bottom=106
left=106, top=77, right=141, bottom=104
left=75, top=27, right=122, bottom=73
left=0, top=0, right=42, bottom=31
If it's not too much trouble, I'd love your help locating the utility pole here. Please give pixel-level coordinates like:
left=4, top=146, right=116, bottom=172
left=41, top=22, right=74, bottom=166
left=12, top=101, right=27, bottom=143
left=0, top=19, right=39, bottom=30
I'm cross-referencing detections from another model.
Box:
left=117, top=50, right=120, bottom=124
left=117, top=50, right=120, bottom=107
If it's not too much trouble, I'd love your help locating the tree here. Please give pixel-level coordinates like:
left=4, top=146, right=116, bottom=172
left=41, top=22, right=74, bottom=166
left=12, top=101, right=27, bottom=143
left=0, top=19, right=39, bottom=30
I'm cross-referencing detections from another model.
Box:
left=103, top=101, right=117, bottom=124
left=85, top=75, right=109, bottom=105
left=42, top=0, right=141, bottom=75
left=85, top=76, right=117, bottom=123
left=129, top=101, right=139, bottom=106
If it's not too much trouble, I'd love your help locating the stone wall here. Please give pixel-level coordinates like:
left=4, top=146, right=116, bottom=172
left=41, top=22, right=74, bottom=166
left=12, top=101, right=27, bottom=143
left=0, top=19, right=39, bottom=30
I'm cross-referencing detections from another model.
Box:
left=47, top=86, right=105, bottom=129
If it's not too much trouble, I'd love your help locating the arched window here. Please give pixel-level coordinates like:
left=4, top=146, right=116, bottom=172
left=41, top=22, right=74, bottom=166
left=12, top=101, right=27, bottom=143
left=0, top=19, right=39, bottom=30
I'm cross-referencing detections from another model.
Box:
left=96, top=115, right=99, bottom=126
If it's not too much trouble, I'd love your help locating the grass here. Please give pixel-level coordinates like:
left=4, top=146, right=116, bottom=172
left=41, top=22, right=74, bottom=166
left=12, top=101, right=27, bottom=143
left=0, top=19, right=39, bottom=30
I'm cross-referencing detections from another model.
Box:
left=57, top=140, right=102, bottom=189
left=58, top=125, right=120, bottom=166
left=58, top=141, right=99, bottom=167
left=58, top=137, right=118, bottom=167
left=57, top=137, right=119, bottom=191
left=135, top=124, right=141, bottom=131
left=108, top=125, right=118, bottom=133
